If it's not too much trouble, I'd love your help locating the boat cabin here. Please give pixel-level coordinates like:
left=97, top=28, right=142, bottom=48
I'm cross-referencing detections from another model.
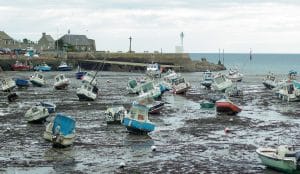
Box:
left=214, top=74, right=227, bottom=84
left=128, top=104, right=149, bottom=122
left=33, top=73, right=44, bottom=80
left=55, top=74, right=66, bottom=82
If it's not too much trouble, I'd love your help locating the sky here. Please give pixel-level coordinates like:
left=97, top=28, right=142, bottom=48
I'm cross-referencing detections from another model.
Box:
left=1, top=0, right=300, bottom=53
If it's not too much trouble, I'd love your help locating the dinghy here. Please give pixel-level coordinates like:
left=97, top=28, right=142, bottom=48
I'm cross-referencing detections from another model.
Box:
left=105, top=106, right=127, bottom=124
left=216, top=98, right=242, bottom=115
left=24, top=105, right=49, bottom=123
left=54, top=74, right=69, bottom=90
left=29, top=73, right=46, bottom=87
left=1, top=78, right=16, bottom=92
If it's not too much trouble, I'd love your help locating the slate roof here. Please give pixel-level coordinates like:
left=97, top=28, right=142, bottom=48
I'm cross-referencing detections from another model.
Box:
left=44, top=35, right=54, bottom=42
left=0, top=31, right=13, bottom=40
left=59, top=34, right=91, bottom=46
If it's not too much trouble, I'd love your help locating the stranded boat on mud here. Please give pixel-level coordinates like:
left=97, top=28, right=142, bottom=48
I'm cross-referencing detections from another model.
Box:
left=76, top=83, right=98, bottom=101
left=139, top=97, right=164, bottom=114
left=201, top=70, right=214, bottom=89
left=11, top=61, right=32, bottom=71
left=138, top=81, right=161, bottom=100
left=257, top=145, right=300, bottom=174
left=216, top=98, right=242, bottom=115
left=29, top=73, right=46, bottom=87
left=122, top=104, right=155, bottom=134
left=82, top=71, right=97, bottom=86
left=275, top=81, right=300, bottom=102
left=34, top=62, right=51, bottom=71
left=75, top=65, right=87, bottom=79
left=38, top=101, right=56, bottom=114
left=24, top=105, right=49, bottom=123
left=54, top=74, right=69, bottom=90
left=262, top=72, right=280, bottom=89
left=172, top=77, right=191, bottom=94
left=15, top=78, right=29, bottom=88
left=227, top=67, right=243, bottom=82
left=105, top=106, right=127, bottom=124
left=146, top=63, right=161, bottom=78
left=1, top=78, right=16, bottom=92
left=127, top=79, right=142, bottom=94
left=44, top=113, right=76, bottom=147
left=212, top=73, right=233, bottom=92
left=57, top=61, right=72, bottom=71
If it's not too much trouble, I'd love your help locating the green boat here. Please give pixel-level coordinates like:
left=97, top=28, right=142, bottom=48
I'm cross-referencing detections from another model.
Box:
left=256, top=146, right=300, bottom=174
left=200, top=100, right=215, bottom=109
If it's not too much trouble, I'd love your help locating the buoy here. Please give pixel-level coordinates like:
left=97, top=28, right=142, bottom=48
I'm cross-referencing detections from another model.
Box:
left=229, top=118, right=233, bottom=122
left=151, top=145, right=157, bottom=152
left=224, top=127, right=230, bottom=133
left=119, top=161, right=125, bottom=168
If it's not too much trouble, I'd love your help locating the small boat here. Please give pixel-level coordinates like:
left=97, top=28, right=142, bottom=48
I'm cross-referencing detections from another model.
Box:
left=38, top=101, right=56, bottom=113
left=122, top=104, right=155, bottom=134
left=172, top=77, right=191, bottom=94
left=212, top=73, right=233, bottom=92
left=54, top=74, right=69, bottom=90
left=200, top=100, right=215, bottom=109
left=75, top=65, right=87, bottom=79
left=288, top=70, right=297, bottom=81
left=146, top=63, right=161, bottom=78
left=262, top=72, right=280, bottom=89
left=257, top=145, right=300, bottom=174
left=24, top=105, right=49, bottom=123
left=43, top=113, right=76, bottom=147
left=11, top=61, right=32, bottom=71
left=15, top=78, right=29, bottom=88
left=227, top=67, right=243, bottom=82
left=276, top=81, right=300, bottom=102
left=57, top=61, right=72, bottom=71
left=1, top=78, right=16, bottom=92
left=162, top=70, right=179, bottom=90
left=127, top=79, right=142, bottom=94
left=82, top=71, right=97, bottom=86
left=216, top=98, right=242, bottom=115
left=138, top=81, right=162, bottom=100
left=104, top=106, right=127, bottom=124
left=29, top=73, right=46, bottom=87
left=34, top=62, right=51, bottom=71
left=201, top=70, right=214, bottom=88
left=8, top=92, right=18, bottom=102
left=225, top=86, right=243, bottom=97
left=139, top=97, right=164, bottom=114
left=76, top=83, right=98, bottom=101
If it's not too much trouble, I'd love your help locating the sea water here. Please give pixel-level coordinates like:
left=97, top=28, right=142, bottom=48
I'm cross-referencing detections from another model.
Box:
left=190, top=53, right=300, bottom=75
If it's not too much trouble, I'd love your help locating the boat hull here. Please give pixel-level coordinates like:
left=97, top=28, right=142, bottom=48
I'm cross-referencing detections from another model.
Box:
left=216, top=101, right=242, bottom=115
left=54, top=82, right=69, bottom=90
left=58, top=67, right=72, bottom=71
left=76, top=72, right=87, bottom=79
left=30, top=80, right=44, bottom=87
left=15, top=79, right=29, bottom=87
left=76, top=93, right=96, bottom=101
left=122, top=117, right=155, bottom=134
left=263, top=82, right=276, bottom=89
left=12, top=65, right=31, bottom=71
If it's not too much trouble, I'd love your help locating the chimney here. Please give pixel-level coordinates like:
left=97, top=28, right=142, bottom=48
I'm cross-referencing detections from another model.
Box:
left=42, top=32, right=46, bottom=37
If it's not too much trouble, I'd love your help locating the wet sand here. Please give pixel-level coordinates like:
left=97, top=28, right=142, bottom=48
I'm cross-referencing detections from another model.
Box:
left=0, top=71, right=300, bottom=173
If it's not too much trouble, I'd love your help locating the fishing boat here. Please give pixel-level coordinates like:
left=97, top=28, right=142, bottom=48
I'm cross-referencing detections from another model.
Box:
left=215, top=98, right=242, bottom=115
left=139, top=97, right=165, bottom=114
left=34, top=62, right=51, bottom=71
left=162, top=70, right=179, bottom=90
left=76, top=83, right=98, bottom=101
left=227, top=67, right=243, bottom=82
left=138, top=81, right=162, bottom=100
left=127, top=79, right=142, bottom=94
left=15, top=78, right=29, bottom=88
left=201, top=70, right=214, bottom=88
left=225, top=86, right=243, bottom=97
left=200, top=100, right=215, bottom=109
left=212, top=73, right=233, bottom=92
left=29, top=73, right=46, bottom=87
left=43, top=113, right=76, bottom=147
left=38, top=101, right=56, bottom=113
left=75, top=65, right=87, bottom=79
left=172, top=77, right=191, bottom=94
left=262, top=72, right=280, bottom=89
left=1, top=78, right=16, bottom=92
left=57, top=61, right=72, bottom=71
left=104, top=106, right=127, bottom=124
left=256, top=145, right=300, bottom=174
left=146, top=63, right=161, bottom=78
left=24, top=105, right=49, bottom=123
left=122, top=104, right=155, bottom=134
left=276, top=81, right=300, bottom=102
left=11, top=61, right=32, bottom=71
left=82, top=71, right=97, bottom=86
left=54, top=74, right=69, bottom=90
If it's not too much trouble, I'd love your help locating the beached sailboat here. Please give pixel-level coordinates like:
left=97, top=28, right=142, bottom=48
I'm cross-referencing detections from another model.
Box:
left=105, top=106, right=127, bottom=124
left=1, top=78, right=16, bottom=92
left=54, top=74, right=69, bottom=90
left=43, top=113, right=76, bottom=147
left=57, top=61, right=72, bottom=71
left=257, top=145, right=300, bottom=174
left=216, top=98, right=242, bottom=115
left=24, top=105, right=49, bottom=123
left=201, top=70, right=214, bottom=88
left=34, top=62, right=51, bottom=71
left=76, top=83, right=98, bottom=101
left=212, top=73, right=233, bottom=92
left=29, top=72, right=46, bottom=87
left=122, top=104, right=155, bottom=134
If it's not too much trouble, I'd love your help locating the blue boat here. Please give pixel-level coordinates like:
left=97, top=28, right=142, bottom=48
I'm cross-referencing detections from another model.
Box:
left=38, top=101, right=56, bottom=113
left=15, top=78, right=29, bottom=87
left=34, top=62, right=51, bottom=71
left=122, top=104, right=155, bottom=134
left=76, top=71, right=87, bottom=79
left=43, top=113, right=76, bottom=147
left=57, top=61, right=72, bottom=71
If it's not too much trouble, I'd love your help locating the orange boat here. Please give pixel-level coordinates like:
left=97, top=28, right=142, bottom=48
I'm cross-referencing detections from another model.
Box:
left=216, top=99, right=241, bottom=115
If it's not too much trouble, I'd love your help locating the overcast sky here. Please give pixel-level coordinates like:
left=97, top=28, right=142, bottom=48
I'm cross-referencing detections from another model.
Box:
left=1, top=0, right=300, bottom=53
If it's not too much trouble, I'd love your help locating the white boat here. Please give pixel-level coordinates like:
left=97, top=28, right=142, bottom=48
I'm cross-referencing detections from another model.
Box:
left=127, top=79, right=142, bottom=94
left=146, top=63, right=161, bottom=78
left=138, top=81, right=161, bottom=100
left=29, top=72, right=46, bottom=87
left=262, top=72, right=279, bottom=89
left=211, top=73, right=233, bottom=92
left=1, top=78, right=16, bottom=92
left=76, top=83, right=98, bottom=101
left=162, top=70, right=179, bottom=90
left=82, top=71, right=97, bottom=86
left=171, top=77, right=191, bottom=94
left=201, top=70, right=214, bottom=88
left=43, top=113, right=76, bottom=147
left=227, top=67, right=243, bottom=82
left=24, top=105, right=49, bottom=123
left=54, top=74, right=70, bottom=90
left=256, top=145, right=300, bottom=173
left=276, top=81, right=300, bottom=102
left=104, top=106, right=127, bottom=124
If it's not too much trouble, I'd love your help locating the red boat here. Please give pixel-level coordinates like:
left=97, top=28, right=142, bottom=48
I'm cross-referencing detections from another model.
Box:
left=216, top=99, right=242, bottom=115
left=11, top=61, right=32, bottom=71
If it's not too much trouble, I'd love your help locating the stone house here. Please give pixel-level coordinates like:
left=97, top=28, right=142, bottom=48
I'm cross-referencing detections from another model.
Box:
left=38, top=32, right=55, bottom=51
left=0, top=31, right=17, bottom=48
left=58, top=34, right=96, bottom=51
